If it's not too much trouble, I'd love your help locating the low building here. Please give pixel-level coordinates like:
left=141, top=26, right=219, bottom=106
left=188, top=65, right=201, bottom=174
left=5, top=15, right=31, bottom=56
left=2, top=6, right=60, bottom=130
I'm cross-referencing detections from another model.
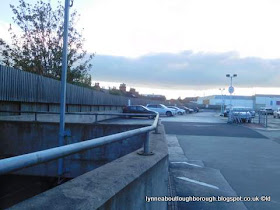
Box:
left=254, top=94, right=280, bottom=110
left=197, top=94, right=280, bottom=110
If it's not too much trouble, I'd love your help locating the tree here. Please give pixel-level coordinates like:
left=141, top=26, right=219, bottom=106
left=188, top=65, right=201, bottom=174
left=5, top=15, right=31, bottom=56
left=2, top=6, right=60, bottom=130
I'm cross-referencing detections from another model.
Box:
left=0, top=0, right=94, bottom=86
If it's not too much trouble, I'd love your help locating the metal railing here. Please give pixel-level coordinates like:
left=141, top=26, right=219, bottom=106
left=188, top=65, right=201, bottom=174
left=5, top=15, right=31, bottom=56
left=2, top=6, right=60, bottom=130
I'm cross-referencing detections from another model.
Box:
left=258, top=111, right=268, bottom=127
left=0, top=112, right=160, bottom=175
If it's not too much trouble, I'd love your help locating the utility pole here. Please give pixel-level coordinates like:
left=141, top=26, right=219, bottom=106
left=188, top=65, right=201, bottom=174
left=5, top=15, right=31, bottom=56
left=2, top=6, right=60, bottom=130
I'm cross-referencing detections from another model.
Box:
left=226, top=74, right=237, bottom=123
left=219, top=88, right=225, bottom=116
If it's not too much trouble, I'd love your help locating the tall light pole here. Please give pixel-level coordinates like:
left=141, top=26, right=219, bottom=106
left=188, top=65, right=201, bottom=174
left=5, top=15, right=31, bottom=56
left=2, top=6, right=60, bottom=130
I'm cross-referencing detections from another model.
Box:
left=226, top=74, right=237, bottom=122
left=58, top=0, right=72, bottom=179
left=219, top=88, right=225, bottom=116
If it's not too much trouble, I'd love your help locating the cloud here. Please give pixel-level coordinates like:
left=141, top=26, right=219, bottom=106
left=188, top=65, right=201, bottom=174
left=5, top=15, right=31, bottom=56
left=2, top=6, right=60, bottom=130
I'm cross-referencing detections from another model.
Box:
left=90, top=51, right=280, bottom=89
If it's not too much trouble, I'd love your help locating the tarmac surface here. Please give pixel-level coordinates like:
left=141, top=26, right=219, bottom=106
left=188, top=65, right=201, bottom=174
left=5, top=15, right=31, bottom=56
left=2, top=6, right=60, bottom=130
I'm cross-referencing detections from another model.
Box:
left=163, top=111, right=280, bottom=210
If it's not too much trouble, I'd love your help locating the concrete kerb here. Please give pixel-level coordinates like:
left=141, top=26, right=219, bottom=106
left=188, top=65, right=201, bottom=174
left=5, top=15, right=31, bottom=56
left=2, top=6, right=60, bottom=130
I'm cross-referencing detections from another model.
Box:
left=10, top=124, right=169, bottom=210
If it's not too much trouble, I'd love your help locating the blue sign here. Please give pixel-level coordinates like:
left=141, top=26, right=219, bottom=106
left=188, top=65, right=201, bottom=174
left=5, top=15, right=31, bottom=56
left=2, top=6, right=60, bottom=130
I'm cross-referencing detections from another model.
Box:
left=228, top=86, right=234, bottom=94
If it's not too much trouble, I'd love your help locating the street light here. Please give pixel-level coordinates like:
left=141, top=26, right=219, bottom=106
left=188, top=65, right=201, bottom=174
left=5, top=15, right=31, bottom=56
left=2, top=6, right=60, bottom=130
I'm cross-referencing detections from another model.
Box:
left=58, top=0, right=72, bottom=179
left=219, top=88, right=225, bottom=116
left=226, top=74, right=237, bottom=122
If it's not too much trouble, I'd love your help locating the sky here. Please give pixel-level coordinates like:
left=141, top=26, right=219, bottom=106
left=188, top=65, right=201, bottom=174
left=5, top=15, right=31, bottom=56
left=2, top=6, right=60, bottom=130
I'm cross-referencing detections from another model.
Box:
left=1, top=0, right=280, bottom=99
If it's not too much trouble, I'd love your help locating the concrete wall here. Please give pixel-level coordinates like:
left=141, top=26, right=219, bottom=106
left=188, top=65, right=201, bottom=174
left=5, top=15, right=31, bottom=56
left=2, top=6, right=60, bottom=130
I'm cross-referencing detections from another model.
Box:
left=10, top=125, right=169, bottom=210
left=0, top=121, right=146, bottom=178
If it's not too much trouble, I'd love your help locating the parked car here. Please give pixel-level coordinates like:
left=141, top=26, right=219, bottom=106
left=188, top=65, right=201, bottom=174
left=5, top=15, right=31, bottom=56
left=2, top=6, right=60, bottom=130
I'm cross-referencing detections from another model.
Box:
left=224, top=108, right=230, bottom=117
left=192, top=107, right=200, bottom=112
left=179, top=106, right=194, bottom=113
left=123, top=105, right=157, bottom=119
left=273, top=108, right=280, bottom=118
left=224, top=107, right=255, bottom=118
left=146, top=104, right=176, bottom=117
left=260, top=107, right=274, bottom=115
left=167, top=106, right=186, bottom=115
left=232, top=109, right=252, bottom=123
left=238, top=107, right=255, bottom=117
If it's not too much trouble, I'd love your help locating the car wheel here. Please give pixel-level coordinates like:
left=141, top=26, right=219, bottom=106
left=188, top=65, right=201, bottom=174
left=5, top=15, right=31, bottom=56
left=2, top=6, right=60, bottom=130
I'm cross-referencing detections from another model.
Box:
left=278, top=114, right=280, bottom=118
left=166, top=111, right=172, bottom=117
left=274, top=115, right=276, bottom=118
left=178, top=112, right=182, bottom=115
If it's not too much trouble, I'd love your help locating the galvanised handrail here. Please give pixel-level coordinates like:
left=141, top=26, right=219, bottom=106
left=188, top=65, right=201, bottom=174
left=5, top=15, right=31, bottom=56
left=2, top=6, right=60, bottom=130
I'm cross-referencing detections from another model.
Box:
left=0, top=113, right=159, bottom=175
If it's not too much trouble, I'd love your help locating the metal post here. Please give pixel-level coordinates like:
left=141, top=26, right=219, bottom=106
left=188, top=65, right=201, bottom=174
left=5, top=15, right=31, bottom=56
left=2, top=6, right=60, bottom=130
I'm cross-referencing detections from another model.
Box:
left=58, top=0, right=71, bottom=177
left=137, top=132, right=154, bottom=156
left=219, top=88, right=225, bottom=116
left=144, top=133, right=149, bottom=154
left=229, top=77, right=233, bottom=123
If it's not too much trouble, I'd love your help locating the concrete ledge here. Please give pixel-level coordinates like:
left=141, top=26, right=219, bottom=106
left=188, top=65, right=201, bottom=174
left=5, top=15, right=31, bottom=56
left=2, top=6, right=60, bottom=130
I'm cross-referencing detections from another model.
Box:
left=0, top=111, right=121, bottom=123
left=10, top=125, right=169, bottom=210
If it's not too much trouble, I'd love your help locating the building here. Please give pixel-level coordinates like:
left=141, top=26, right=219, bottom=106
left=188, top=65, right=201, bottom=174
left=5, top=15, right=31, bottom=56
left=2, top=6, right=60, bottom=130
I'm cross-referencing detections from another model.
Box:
left=142, top=94, right=166, bottom=101
left=119, top=83, right=126, bottom=92
left=129, top=88, right=139, bottom=97
left=254, top=94, right=280, bottom=110
left=93, top=83, right=101, bottom=91
left=197, top=94, right=280, bottom=110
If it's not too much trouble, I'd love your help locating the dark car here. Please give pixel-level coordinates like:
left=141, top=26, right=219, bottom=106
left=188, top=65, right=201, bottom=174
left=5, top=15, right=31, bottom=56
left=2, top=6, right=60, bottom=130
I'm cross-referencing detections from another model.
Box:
left=123, top=105, right=157, bottom=119
left=192, top=107, right=200, bottom=112
left=179, top=106, right=194, bottom=113
left=224, top=109, right=230, bottom=117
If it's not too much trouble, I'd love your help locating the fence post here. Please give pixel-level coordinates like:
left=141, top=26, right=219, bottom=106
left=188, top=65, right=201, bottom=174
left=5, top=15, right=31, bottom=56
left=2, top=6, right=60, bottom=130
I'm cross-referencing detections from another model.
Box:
left=95, top=114, right=98, bottom=123
left=137, top=132, right=154, bottom=156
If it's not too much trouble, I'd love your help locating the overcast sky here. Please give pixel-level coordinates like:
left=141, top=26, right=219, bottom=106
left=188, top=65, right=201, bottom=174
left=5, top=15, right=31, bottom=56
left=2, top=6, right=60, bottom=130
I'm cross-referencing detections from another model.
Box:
left=1, top=0, right=280, bottom=98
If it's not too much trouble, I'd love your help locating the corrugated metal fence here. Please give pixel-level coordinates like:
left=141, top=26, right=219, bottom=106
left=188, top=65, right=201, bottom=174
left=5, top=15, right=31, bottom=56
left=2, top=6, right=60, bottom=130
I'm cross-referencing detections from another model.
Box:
left=0, top=65, right=163, bottom=106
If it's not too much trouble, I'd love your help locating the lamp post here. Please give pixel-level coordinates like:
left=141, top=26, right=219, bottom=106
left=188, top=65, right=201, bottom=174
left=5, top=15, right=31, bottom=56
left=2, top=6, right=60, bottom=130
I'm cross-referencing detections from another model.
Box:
left=219, top=88, right=225, bottom=116
left=226, top=74, right=237, bottom=122
left=58, top=0, right=72, bottom=179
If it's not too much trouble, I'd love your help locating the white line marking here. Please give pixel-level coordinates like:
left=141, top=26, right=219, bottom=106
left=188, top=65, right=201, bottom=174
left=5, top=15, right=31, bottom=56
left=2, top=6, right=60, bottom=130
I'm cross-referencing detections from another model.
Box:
left=171, top=161, right=202, bottom=168
left=182, top=124, right=215, bottom=127
left=177, top=177, right=219, bottom=189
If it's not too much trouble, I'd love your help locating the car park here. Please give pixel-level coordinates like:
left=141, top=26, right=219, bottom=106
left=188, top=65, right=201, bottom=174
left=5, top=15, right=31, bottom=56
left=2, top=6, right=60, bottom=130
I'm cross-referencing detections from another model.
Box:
left=146, top=104, right=176, bottom=117
left=123, top=105, right=157, bottom=119
left=167, top=106, right=186, bottom=115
